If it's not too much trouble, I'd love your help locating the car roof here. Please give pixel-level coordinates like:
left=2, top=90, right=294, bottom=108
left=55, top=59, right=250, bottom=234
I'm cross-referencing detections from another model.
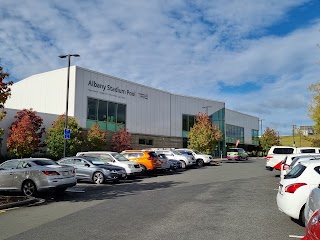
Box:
left=299, top=159, right=320, bottom=167
left=77, top=151, right=117, bottom=154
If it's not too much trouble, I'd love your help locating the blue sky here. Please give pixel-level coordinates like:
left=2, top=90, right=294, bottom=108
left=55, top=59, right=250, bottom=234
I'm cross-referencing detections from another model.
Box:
left=1, top=0, right=320, bottom=135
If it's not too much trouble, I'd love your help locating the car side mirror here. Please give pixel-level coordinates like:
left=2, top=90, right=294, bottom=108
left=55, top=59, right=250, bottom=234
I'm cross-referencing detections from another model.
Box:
left=85, top=163, right=90, bottom=167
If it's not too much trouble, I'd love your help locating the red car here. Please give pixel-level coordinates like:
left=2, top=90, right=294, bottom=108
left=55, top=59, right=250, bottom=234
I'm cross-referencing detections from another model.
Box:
left=302, top=209, right=320, bottom=240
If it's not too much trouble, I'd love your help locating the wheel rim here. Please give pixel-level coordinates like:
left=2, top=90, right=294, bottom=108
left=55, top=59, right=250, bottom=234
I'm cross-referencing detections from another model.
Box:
left=93, top=172, right=104, bottom=184
left=22, top=181, right=36, bottom=196
left=181, top=161, right=186, bottom=169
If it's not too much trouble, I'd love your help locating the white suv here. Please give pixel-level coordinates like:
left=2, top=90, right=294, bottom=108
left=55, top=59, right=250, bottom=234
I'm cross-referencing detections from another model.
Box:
left=266, top=146, right=320, bottom=171
left=152, top=149, right=196, bottom=169
left=176, top=148, right=214, bottom=166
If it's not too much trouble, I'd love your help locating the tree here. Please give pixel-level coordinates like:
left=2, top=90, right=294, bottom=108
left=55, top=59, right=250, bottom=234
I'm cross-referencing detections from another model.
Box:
left=188, top=112, right=222, bottom=154
left=307, top=82, right=320, bottom=146
left=10, top=109, right=45, bottom=149
left=112, top=128, right=131, bottom=153
left=260, top=127, right=280, bottom=153
left=45, top=115, right=82, bottom=158
left=87, top=123, right=107, bottom=150
left=0, top=66, right=13, bottom=142
left=7, top=115, right=39, bottom=157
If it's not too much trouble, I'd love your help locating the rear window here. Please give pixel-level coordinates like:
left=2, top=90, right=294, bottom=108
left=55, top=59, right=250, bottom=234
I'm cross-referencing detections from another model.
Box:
left=228, top=149, right=239, bottom=153
left=273, top=148, right=294, bottom=154
left=300, top=149, right=316, bottom=153
left=148, top=152, right=158, bottom=157
left=284, top=164, right=306, bottom=179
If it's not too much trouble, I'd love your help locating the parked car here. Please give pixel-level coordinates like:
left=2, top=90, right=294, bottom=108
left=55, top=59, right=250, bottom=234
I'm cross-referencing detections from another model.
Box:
left=176, top=148, right=214, bottom=166
left=226, top=148, right=248, bottom=161
left=76, top=151, right=142, bottom=176
left=277, top=159, right=320, bottom=224
left=304, top=186, right=320, bottom=226
left=57, top=156, right=127, bottom=184
left=266, top=146, right=320, bottom=171
left=152, top=149, right=196, bottom=169
left=156, top=154, right=171, bottom=171
left=157, top=153, right=182, bottom=171
left=0, top=158, right=76, bottom=196
left=280, top=154, right=320, bottom=179
left=121, top=150, right=162, bottom=172
left=302, top=209, right=320, bottom=240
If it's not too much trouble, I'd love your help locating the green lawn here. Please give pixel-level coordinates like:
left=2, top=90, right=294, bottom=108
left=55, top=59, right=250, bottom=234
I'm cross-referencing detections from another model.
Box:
left=279, top=135, right=314, bottom=147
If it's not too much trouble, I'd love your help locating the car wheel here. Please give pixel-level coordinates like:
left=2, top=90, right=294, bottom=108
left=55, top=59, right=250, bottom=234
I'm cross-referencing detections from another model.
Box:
left=197, top=159, right=204, bottom=167
left=180, top=161, right=186, bottom=169
left=22, top=180, right=37, bottom=196
left=93, top=171, right=105, bottom=184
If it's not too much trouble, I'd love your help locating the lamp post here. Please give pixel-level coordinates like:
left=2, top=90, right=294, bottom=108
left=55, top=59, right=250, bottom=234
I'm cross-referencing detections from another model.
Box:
left=292, top=124, right=296, bottom=147
left=59, top=54, right=80, bottom=157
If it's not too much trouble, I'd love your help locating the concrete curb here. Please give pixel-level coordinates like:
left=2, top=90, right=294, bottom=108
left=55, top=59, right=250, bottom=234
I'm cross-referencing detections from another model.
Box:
left=0, top=196, right=42, bottom=210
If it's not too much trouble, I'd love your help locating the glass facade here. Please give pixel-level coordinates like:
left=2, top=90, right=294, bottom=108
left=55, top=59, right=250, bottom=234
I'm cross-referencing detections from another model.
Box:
left=210, top=108, right=225, bottom=157
left=226, top=124, right=244, bottom=144
left=182, top=114, right=196, bottom=138
left=252, top=129, right=259, bottom=146
left=86, top=97, right=126, bottom=131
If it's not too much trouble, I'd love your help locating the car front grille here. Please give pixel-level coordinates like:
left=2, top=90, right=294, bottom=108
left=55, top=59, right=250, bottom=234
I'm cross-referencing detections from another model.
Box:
left=134, top=165, right=140, bottom=168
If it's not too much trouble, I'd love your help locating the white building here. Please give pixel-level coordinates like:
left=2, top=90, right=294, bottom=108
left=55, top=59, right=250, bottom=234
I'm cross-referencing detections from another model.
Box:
left=2, top=66, right=259, bottom=156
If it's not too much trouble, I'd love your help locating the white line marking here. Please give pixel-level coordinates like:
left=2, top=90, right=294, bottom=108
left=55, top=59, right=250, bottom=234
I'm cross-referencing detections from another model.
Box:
left=289, top=235, right=304, bottom=238
left=4, top=207, right=19, bottom=211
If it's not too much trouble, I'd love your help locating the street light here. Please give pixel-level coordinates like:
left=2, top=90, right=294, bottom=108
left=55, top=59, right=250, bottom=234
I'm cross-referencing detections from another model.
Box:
left=59, top=54, right=80, bottom=157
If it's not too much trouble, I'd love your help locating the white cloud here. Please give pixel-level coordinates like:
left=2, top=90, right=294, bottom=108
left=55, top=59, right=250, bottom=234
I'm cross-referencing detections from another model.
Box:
left=0, top=0, right=319, bottom=135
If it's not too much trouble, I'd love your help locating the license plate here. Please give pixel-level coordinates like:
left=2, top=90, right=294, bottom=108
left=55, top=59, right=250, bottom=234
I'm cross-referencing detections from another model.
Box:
left=62, top=171, right=70, bottom=176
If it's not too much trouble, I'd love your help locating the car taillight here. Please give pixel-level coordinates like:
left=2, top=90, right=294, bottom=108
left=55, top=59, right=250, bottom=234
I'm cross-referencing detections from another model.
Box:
left=148, top=157, right=154, bottom=161
left=266, top=156, right=273, bottom=161
left=283, top=164, right=289, bottom=170
left=42, top=171, right=60, bottom=176
left=285, top=183, right=307, bottom=193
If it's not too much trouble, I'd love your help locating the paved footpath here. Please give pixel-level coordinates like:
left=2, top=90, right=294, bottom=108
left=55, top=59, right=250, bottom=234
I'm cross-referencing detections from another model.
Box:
left=0, top=158, right=305, bottom=240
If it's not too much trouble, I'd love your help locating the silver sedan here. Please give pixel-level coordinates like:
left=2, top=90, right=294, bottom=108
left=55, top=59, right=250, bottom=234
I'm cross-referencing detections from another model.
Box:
left=0, top=158, right=77, bottom=196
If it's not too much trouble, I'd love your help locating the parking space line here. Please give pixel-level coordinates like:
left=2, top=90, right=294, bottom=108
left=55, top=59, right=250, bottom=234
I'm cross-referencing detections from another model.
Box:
left=289, top=235, right=304, bottom=238
left=66, top=189, right=85, bottom=193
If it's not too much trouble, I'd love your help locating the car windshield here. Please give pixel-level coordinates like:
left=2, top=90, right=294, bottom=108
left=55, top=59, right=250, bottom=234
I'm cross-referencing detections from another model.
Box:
left=194, top=150, right=202, bottom=154
left=111, top=153, right=128, bottom=161
left=285, top=164, right=306, bottom=179
left=82, top=156, right=105, bottom=165
left=228, top=149, right=239, bottom=152
left=31, top=159, right=57, bottom=166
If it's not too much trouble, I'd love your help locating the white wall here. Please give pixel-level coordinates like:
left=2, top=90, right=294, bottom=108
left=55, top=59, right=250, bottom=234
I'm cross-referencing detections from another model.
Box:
left=225, top=109, right=259, bottom=145
left=5, top=67, right=76, bottom=116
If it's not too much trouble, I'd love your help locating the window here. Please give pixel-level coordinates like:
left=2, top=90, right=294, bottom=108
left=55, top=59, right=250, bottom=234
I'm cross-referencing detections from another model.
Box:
left=284, top=164, right=306, bottom=179
left=117, top=104, right=126, bottom=124
left=88, top=98, right=98, bottom=120
left=0, top=160, right=20, bottom=170
left=59, top=159, right=74, bottom=164
left=139, top=139, right=153, bottom=145
left=300, top=149, right=316, bottom=153
left=74, top=159, right=87, bottom=165
left=111, top=153, right=128, bottom=161
left=32, top=159, right=57, bottom=166
left=182, top=115, right=188, bottom=131
left=17, top=161, right=31, bottom=169
left=273, top=148, right=294, bottom=154
left=108, top=102, right=117, bottom=123
left=98, top=100, right=108, bottom=121
left=97, top=154, right=114, bottom=163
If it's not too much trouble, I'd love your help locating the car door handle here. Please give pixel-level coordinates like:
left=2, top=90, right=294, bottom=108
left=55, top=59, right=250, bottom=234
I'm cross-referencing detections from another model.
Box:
left=9, top=172, right=13, bottom=175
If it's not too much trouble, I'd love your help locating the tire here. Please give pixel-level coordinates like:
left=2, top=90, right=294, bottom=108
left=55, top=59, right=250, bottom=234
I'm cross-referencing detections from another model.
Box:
left=300, top=205, right=306, bottom=227
left=93, top=171, right=105, bottom=184
left=197, top=159, right=204, bottom=167
left=180, top=160, right=186, bottom=169
left=21, top=180, right=37, bottom=196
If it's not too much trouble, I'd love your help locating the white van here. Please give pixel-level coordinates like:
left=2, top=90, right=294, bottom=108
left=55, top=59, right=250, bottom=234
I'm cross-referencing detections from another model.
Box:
left=76, top=151, right=142, bottom=176
left=266, top=146, right=320, bottom=171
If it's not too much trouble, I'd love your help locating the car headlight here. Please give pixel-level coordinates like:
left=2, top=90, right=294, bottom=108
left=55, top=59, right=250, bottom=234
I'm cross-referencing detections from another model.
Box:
left=103, top=169, right=110, bottom=173
left=128, top=164, right=134, bottom=168
left=311, top=215, right=320, bottom=226
left=111, top=170, right=118, bottom=173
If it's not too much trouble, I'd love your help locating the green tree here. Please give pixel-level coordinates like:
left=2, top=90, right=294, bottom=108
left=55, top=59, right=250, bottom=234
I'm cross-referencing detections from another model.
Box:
left=112, top=128, right=131, bottom=153
left=260, top=127, right=280, bottom=153
left=0, top=66, right=13, bottom=142
left=7, top=115, right=39, bottom=157
left=46, top=115, right=82, bottom=158
left=307, top=82, right=320, bottom=146
left=87, top=123, right=107, bottom=150
left=188, top=112, right=222, bottom=154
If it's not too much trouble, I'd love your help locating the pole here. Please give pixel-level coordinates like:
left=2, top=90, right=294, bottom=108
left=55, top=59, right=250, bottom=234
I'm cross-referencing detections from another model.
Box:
left=63, top=55, right=71, bottom=157
left=292, top=124, right=296, bottom=147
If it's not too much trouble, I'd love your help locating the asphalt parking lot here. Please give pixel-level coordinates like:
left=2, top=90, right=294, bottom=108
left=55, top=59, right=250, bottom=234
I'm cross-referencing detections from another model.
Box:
left=0, top=158, right=306, bottom=240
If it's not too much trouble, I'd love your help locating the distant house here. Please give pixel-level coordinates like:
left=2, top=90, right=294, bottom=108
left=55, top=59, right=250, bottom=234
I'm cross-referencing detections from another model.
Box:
left=295, top=126, right=315, bottom=136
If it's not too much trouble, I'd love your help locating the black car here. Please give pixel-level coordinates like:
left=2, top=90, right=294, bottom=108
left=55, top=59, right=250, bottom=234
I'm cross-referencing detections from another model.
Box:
left=158, top=154, right=182, bottom=171
left=57, top=156, right=127, bottom=184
